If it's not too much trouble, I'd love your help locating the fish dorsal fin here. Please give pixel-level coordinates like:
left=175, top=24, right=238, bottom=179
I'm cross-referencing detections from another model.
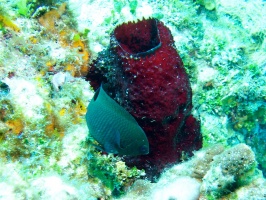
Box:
left=91, top=143, right=105, bottom=152
left=103, top=129, right=121, bottom=154
left=93, top=87, right=100, bottom=101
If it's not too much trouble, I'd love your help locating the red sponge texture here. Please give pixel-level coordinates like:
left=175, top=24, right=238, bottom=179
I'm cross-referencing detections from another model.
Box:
left=86, top=19, right=202, bottom=179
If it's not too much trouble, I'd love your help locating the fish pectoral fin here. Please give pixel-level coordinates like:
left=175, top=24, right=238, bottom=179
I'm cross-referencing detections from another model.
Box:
left=91, top=143, right=105, bottom=152
left=103, top=141, right=119, bottom=154
left=115, top=130, right=122, bottom=148
left=91, top=142, right=119, bottom=154
left=103, top=129, right=121, bottom=154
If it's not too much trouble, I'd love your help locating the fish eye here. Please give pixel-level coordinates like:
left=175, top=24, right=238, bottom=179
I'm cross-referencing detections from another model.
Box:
left=139, top=145, right=149, bottom=155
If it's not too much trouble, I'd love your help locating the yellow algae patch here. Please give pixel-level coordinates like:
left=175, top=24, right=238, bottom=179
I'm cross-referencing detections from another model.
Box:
left=6, top=119, right=24, bottom=135
left=64, top=64, right=75, bottom=76
left=45, top=60, right=56, bottom=72
left=74, top=100, right=86, bottom=116
left=59, top=30, right=90, bottom=77
left=28, top=35, right=39, bottom=44
left=38, top=3, right=67, bottom=32
left=37, top=3, right=90, bottom=77
left=59, top=108, right=67, bottom=116
left=45, top=116, right=65, bottom=138
left=0, top=15, right=20, bottom=32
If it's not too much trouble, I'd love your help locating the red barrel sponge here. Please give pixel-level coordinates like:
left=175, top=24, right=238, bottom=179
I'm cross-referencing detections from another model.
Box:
left=86, top=18, right=202, bottom=180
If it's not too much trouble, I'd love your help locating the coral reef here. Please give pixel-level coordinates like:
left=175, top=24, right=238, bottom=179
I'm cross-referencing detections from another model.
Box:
left=227, top=178, right=266, bottom=200
left=201, top=144, right=257, bottom=198
left=86, top=148, right=145, bottom=196
left=121, top=144, right=264, bottom=200
left=192, top=0, right=266, bottom=176
left=86, top=18, right=202, bottom=179
left=0, top=1, right=114, bottom=199
left=37, top=3, right=90, bottom=77
left=191, top=144, right=224, bottom=179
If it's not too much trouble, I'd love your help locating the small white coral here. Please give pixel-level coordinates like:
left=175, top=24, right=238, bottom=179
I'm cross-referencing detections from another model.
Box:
left=152, top=176, right=201, bottom=200
left=4, top=78, right=45, bottom=119
left=0, top=182, right=17, bottom=200
left=30, top=176, right=78, bottom=200
left=52, top=72, right=74, bottom=91
left=0, top=162, right=28, bottom=200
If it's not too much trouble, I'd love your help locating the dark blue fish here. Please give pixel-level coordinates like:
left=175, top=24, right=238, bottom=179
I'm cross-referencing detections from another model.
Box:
left=86, top=85, right=149, bottom=156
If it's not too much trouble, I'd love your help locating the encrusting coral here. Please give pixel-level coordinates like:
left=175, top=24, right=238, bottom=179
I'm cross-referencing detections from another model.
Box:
left=191, top=144, right=224, bottom=180
left=201, top=143, right=257, bottom=198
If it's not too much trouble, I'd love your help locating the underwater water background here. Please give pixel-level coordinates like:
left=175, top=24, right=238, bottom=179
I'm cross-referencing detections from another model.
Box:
left=0, top=0, right=265, bottom=199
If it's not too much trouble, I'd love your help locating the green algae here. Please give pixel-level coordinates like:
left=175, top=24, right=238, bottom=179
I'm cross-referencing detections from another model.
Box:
left=86, top=137, right=145, bottom=197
